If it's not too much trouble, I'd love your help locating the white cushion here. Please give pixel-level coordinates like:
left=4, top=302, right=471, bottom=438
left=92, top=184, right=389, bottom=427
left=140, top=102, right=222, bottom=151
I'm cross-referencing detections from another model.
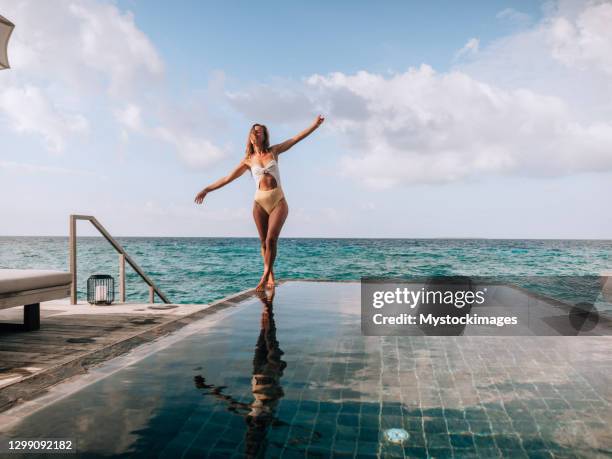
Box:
left=0, top=269, right=71, bottom=295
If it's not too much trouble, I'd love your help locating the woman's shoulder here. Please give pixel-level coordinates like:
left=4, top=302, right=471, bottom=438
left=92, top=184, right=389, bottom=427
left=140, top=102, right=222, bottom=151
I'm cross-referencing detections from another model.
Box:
left=268, top=149, right=279, bottom=162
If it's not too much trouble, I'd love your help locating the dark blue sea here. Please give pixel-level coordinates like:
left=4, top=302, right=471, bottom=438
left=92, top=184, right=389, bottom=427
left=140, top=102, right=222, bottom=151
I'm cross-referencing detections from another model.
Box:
left=0, top=237, right=610, bottom=304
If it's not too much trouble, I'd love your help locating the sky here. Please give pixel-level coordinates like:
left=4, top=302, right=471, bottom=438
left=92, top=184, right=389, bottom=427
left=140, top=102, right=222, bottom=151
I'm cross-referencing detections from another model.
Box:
left=0, top=0, right=611, bottom=238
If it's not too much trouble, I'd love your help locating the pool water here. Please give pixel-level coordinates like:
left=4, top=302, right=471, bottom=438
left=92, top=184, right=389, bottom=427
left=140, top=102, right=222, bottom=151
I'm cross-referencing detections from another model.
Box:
left=3, top=282, right=612, bottom=458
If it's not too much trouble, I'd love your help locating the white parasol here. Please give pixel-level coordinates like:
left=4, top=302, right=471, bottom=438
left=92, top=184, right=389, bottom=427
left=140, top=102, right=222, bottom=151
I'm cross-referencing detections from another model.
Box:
left=0, top=14, right=15, bottom=70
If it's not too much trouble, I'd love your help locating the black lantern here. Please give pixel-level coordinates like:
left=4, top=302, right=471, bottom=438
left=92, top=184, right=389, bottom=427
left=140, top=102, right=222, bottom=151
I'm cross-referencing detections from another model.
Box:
left=87, top=274, right=115, bottom=305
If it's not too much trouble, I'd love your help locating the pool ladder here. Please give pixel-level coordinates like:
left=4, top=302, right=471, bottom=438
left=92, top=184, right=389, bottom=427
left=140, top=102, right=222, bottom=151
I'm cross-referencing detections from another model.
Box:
left=69, top=214, right=171, bottom=305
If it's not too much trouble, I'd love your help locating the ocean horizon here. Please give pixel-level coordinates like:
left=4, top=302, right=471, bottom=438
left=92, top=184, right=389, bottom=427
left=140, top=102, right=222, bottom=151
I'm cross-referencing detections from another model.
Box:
left=2, top=236, right=610, bottom=305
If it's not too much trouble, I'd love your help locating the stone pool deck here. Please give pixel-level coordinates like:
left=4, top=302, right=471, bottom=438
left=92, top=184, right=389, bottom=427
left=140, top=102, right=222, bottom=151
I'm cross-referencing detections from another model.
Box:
left=0, top=287, right=258, bottom=414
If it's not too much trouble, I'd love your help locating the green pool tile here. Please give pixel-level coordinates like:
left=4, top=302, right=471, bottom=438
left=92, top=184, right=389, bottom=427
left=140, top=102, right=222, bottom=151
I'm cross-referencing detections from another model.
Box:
left=524, top=399, right=548, bottom=410
left=355, top=440, right=379, bottom=456
left=293, top=412, right=318, bottom=425
left=359, top=413, right=381, bottom=429
left=424, top=418, right=448, bottom=434
left=449, top=433, right=475, bottom=448
left=486, top=402, right=507, bottom=413
left=543, top=399, right=571, bottom=410
left=403, top=445, right=428, bottom=458
left=473, top=434, right=497, bottom=449
left=474, top=447, right=501, bottom=458
left=272, top=426, right=295, bottom=441
left=405, top=432, right=426, bottom=448
left=451, top=447, right=480, bottom=458
left=426, top=433, right=452, bottom=448
left=382, top=405, right=403, bottom=417
left=337, top=414, right=359, bottom=427
left=524, top=451, right=554, bottom=459
left=282, top=447, right=311, bottom=458
left=465, top=407, right=490, bottom=420
left=490, top=420, right=517, bottom=434
left=468, top=420, right=493, bottom=435
left=358, top=427, right=381, bottom=443
left=443, top=409, right=466, bottom=419
left=511, top=420, right=538, bottom=433
left=335, top=429, right=358, bottom=443
left=494, top=434, right=523, bottom=450
left=506, top=409, right=533, bottom=421
left=360, top=403, right=381, bottom=415
left=403, top=416, right=424, bottom=432
left=300, top=400, right=320, bottom=412
left=425, top=407, right=446, bottom=418
left=208, top=448, right=238, bottom=458
left=446, top=418, right=471, bottom=434
left=217, top=438, right=243, bottom=450
left=380, top=442, right=405, bottom=458
left=332, top=439, right=357, bottom=455
left=403, top=406, right=424, bottom=418
left=568, top=400, right=591, bottom=411
left=498, top=449, right=529, bottom=458
left=426, top=447, right=454, bottom=458
left=318, top=402, right=342, bottom=414
left=341, top=403, right=361, bottom=414
left=306, top=445, right=331, bottom=457
left=520, top=436, right=548, bottom=451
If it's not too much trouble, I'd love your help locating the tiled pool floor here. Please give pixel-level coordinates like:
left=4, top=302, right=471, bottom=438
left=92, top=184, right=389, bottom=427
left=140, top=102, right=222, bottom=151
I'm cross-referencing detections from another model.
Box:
left=1, top=282, right=611, bottom=458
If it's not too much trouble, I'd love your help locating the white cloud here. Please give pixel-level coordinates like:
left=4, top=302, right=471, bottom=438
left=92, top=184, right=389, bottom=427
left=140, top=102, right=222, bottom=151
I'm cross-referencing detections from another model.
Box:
left=458, top=1, right=612, bottom=120
left=115, top=104, right=144, bottom=132
left=1, top=0, right=163, bottom=95
left=454, top=37, right=480, bottom=60
left=546, top=1, right=612, bottom=75
left=0, top=85, right=88, bottom=152
left=318, top=65, right=612, bottom=187
left=0, top=0, right=224, bottom=167
left=115, top=103, right=227, bottom=169
left=226, top=1, right=612, bottom=188
left=154, top=126, right=225, bottom=169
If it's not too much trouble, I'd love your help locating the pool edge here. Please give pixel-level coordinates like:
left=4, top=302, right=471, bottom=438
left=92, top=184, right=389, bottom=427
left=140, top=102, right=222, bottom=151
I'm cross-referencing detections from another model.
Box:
left=0, top=285, right=261, bottom=416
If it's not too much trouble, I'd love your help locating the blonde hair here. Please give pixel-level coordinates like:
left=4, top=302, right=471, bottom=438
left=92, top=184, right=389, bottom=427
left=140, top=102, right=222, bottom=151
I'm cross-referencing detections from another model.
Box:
left=245, top=124, right=270, bottom=158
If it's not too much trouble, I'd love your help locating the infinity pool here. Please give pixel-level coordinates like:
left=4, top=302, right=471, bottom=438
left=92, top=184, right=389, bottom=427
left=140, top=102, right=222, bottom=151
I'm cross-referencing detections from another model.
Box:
left=2, top=282, right=611, bottom=458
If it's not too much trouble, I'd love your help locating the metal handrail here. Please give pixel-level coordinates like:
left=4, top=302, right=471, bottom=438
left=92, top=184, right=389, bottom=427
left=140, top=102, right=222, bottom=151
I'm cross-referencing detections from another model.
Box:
left=69, top=214, right=170, bottom=304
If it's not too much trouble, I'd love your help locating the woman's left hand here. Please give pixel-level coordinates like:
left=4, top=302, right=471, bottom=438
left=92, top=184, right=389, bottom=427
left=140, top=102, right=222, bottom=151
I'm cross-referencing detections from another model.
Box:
left=314, top=114, right=325, bottom=127
left=194, top=189, right=208, bottom=204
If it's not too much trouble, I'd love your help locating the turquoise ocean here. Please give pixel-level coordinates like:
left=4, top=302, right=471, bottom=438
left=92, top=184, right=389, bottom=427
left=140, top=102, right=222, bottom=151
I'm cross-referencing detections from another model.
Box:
left=1, top=237, right=610, bottom=305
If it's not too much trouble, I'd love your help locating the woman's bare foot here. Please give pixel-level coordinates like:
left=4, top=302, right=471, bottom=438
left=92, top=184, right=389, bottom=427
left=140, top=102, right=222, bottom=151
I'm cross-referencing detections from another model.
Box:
left=255, top=273, right=269, bottom=292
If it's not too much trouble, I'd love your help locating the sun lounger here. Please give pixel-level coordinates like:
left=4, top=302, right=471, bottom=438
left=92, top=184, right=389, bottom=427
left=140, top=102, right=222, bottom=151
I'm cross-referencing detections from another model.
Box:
left=0, top=269, right=71, bottom=331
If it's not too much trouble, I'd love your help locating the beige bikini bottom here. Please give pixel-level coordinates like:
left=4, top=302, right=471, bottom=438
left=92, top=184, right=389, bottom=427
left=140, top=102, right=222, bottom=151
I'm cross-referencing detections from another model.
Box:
left=254, top=187, right=285, bottom=214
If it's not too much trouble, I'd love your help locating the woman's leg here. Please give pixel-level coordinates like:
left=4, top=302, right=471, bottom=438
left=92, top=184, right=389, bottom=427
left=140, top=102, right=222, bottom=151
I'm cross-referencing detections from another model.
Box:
left=253, top=202, right=270, bottom=290
left=256, top=199, right=288, bottom=291
left=253, top=202, right=268, bottom=257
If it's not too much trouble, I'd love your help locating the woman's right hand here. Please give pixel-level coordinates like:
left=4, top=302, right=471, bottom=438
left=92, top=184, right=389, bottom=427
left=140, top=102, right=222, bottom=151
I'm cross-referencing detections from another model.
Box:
left=194, top=189, right=208, bottom=204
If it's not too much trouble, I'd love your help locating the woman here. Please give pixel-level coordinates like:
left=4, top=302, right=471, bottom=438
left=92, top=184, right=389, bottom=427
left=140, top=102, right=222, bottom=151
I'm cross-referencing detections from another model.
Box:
left=194, top=115, right=325, bottom=291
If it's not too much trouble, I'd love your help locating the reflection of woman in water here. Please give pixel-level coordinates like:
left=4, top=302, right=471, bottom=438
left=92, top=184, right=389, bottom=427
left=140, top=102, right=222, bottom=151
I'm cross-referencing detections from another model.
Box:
left=194, top=291, right=286, bottom=457
left=244, top=290, right=287, bottom=457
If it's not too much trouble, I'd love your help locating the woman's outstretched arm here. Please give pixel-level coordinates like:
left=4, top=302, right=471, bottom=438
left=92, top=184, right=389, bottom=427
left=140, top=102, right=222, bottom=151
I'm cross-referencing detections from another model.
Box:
left=271, top=115, right=325, bottom=156
left=194, top=160, right=249, bottom=204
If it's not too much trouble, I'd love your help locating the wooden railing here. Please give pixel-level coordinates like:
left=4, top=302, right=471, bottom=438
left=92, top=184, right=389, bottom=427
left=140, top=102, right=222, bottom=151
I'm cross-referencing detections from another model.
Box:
left=69, top=215, right=170, bottom=305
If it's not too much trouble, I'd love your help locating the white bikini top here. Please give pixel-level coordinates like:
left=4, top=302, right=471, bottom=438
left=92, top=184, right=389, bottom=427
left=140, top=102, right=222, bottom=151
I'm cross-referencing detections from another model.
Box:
left=250, top=159, right=281, bottom=189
